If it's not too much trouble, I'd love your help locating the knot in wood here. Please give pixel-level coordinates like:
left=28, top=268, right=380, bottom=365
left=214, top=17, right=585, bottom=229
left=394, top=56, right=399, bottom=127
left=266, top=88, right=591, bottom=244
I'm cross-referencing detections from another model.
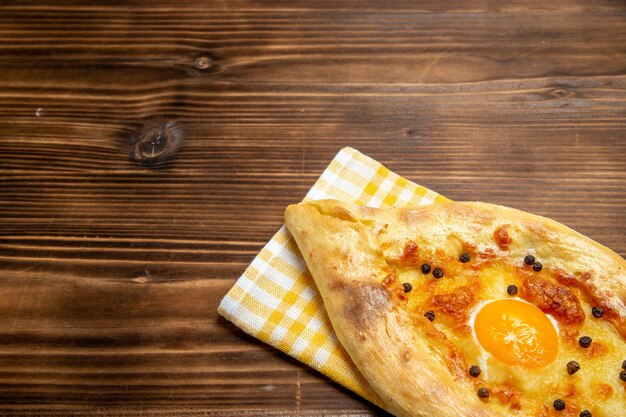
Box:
left=130, top=119, right=184, bottom=165
left=403, top=128, right=418, bottom=137
left=551, top=88, right=572, bottom=98
left=195, top=56, right=213, bottom=69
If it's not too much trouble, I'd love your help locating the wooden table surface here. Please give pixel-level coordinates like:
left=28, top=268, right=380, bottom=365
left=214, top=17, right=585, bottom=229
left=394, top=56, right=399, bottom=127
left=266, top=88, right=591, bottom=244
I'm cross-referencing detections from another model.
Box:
left=1, top=1, right=625, bottom=416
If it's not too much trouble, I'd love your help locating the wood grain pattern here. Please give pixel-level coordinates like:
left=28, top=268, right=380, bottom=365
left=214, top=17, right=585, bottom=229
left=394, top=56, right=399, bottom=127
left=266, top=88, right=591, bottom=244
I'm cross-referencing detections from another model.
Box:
left=0, top=1, right=625, bottom=416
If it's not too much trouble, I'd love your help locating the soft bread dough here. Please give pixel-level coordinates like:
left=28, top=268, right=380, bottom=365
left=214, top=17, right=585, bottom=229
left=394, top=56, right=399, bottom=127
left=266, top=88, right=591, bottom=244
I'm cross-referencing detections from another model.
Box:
left=284, top=199, right=626, bottom=417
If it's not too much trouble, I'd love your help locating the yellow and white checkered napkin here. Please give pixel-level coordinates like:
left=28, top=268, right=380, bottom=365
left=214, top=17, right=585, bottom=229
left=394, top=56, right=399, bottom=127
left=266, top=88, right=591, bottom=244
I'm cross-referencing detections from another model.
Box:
left=218, top=147, right=450, bottom=409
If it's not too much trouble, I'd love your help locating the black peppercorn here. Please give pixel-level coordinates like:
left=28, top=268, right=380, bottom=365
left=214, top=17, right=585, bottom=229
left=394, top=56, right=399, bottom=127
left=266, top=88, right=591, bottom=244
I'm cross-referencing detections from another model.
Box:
left=459, top=252, right=470, bottom=263
left=553, top=399, right=565, bottom=411
left=421, top=263, right=431, bottom=274
left=533, top=261, right=543, bottom=272
left=507, top=285, right=518, bottom=296
left=424, top=310, right=435, bottom=321
left=432, top=268, right=444, bottom=279
left=477, top=387, right=489, bottom=399
left=524, top=255, right=535, bottom=265
left=620, top=370, right=626, bottom=382
left=622, top=359, right=626, bottom=370
left=566, top=360, right=580, bottom=375
left=579, top=410, right=592, bottom=417
left=469, top=365, right=481, bottom=377
left=579, top=336, right=592, bottom=348
left=403, top=283, right=412, bottom=293
left=591, top=306, right=604, bottom=318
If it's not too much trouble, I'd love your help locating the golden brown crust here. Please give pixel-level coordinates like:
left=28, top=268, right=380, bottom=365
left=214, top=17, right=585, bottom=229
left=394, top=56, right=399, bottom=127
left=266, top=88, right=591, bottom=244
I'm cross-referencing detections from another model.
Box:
left=285, top=200, right=626, bottom=417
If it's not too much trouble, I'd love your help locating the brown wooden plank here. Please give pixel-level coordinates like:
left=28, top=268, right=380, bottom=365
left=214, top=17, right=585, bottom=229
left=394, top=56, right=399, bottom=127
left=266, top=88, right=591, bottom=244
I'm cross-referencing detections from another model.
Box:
left=5, top=0, right=626, bottom=10
left=0, top=8, right=625, bottom=84
left=0, top=1, right=625, bottom=416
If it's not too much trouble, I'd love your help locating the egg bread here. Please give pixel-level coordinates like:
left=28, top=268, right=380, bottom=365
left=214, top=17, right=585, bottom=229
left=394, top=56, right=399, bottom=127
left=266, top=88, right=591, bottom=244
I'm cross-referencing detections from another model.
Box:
left=284, top=199, right=626, bottom=417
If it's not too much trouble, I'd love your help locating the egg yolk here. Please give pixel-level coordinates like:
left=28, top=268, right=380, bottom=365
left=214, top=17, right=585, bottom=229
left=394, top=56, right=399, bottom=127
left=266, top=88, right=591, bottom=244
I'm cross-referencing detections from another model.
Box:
left=473, top=299, right=558, bottom=368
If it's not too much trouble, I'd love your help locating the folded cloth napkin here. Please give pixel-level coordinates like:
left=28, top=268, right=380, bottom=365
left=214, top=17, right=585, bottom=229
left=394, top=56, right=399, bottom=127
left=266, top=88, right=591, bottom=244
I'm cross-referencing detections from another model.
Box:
left=218, top=147, right=450, bottom=409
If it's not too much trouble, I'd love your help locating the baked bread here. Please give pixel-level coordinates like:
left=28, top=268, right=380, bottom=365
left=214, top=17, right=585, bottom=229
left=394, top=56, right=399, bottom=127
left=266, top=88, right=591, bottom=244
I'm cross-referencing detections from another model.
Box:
left=285, top=199, right=626, bottom=417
